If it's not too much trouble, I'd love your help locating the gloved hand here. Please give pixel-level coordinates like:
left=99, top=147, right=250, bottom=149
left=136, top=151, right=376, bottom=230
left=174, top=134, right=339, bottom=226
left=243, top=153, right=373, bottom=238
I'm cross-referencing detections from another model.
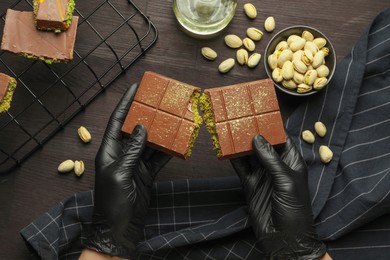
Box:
left=231, top=134, right=327, bottom=260
left=84, top=84, right=172, bottom=258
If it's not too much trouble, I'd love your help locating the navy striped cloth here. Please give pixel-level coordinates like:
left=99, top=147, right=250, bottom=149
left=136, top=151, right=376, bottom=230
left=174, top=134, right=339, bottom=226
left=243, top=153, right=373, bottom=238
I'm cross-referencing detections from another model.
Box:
left=21, top=8, right=390, bottom=260
left=285, top=7, right=390, bottom=240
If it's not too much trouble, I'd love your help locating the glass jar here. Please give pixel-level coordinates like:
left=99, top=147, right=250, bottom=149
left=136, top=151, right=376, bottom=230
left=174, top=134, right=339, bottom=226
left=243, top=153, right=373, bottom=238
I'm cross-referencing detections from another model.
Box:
left=173, top=0, right=237, bottom=39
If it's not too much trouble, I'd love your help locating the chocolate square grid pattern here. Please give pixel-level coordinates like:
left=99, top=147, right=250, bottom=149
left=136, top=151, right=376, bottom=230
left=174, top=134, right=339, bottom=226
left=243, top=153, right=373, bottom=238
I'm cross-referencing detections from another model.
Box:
left=204, top=79, right=286, bottom=159
left=121, top=71, right=201, bottom=159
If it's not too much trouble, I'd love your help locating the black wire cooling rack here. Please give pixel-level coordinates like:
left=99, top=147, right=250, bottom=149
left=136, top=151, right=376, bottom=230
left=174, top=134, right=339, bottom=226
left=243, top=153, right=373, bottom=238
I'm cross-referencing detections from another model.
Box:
left=0, top=0, right=158, bottom=174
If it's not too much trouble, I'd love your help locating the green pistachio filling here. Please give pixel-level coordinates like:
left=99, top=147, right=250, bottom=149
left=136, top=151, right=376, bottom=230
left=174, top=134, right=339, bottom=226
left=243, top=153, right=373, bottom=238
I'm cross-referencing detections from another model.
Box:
left=184, top=90, right=203, bottom=158
left=199, top=93, right=222, bottom=157
left=0, top=77, right=17, bottom=113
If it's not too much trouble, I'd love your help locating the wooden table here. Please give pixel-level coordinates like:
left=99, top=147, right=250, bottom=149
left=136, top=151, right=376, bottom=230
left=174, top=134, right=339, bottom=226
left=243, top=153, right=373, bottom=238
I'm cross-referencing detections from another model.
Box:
left=0, top=0, right=388, bottom=258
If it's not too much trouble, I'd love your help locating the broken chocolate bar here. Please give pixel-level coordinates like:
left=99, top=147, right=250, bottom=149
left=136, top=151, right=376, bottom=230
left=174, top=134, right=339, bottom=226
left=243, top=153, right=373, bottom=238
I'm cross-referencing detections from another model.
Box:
left=200, top=79, right=286, bottom=159
left=0, top=73, right=17, bottom=113
left=121, top=71, right=203, bottom=159
left=1, top=9, right=78, bottom=64
left=33, top=0, right=76, bottom=32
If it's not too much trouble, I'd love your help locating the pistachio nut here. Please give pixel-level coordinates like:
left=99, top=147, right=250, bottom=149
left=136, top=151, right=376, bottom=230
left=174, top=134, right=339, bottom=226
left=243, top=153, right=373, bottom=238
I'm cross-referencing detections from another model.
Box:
left=201, top=47, right=217, bottom=61
left=236, top=49, right=249, bottom=65
left=319, top=145, right=333, bottom=164
left=316, top=64, right=330, bottom=77
left=293, top=71, right=304, bottom=84
left=277, top=49, right=293, bottom=68
left=268, top=53, right=278, bottom=70
left=272, top=68, right=283, bottom=82
left=312, top=50, right=325, bottom=68
left=313, top=37, right=327, bottom=49
left=313, top=77, right=328, bottom=90
left=248, top=53, right=261, bottom=68
left=314, top=121, right=327, bottom=137
left=302, top=30, right=314, bottom=42
left=302, top=130, right=315, bottom=143
left=243, top=3, right=257, bottom=19
left=307, top=64, right=314, bottom=71
left=275, top=41, right=288, bottom=52
left=304, top=69, right=318, bottom=85
left=243, top=37, right=256, bottom=52
left=74, top=160, right=85, bottom=176
left=321, top=47, right=330, bottom=56
left=297, top=83, right=312, bottom=93
left=218, top=58, right=235, bottom=73
left=282, top=79, right=297, bottom=90
left=289, top=37, right=306, bottom=52
left=78, top=126, right=92, bottom=143
left=282, top=61, right=294, bottom=80
left=224, top=34, right=242, bottom=48
left=287, top=34, right=301, bottom=45
left=58, top=160, right=75, bottom=173
left=264, top=16, right=276, bottom=32
left=304, top=41, right=319, bottom=55
left=302, top=50, right=313, bottom=65
left=292, top=59, right=307, bottom=74
left=292, top=50, right=304, bottom=61
left=247, top=27, right=263, bottom=41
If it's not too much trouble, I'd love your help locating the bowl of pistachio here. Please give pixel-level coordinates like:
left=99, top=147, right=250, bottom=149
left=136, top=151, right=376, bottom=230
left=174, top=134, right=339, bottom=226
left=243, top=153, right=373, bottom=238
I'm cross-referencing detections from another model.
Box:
left=264, top=25, right=336, bottom=96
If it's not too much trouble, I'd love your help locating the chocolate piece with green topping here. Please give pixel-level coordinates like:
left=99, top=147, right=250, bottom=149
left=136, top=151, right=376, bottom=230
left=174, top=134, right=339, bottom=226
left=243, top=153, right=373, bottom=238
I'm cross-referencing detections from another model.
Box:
left=1, top=9, right=78, bottom=64
left=33, top=0, right=76, bottom=32
left=0, top=73, right=17, bottom=113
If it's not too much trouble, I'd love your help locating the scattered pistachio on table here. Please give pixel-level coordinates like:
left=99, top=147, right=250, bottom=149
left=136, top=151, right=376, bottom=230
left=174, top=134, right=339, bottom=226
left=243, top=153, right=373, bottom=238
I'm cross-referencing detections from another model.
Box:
left=224, top=34, right=243, bottom=49
left=264, top=16, right=276, bottom=32
left=218, top=58, right=235, bottom=73
left=201, top=47, right=218, bottom=61
left=236, top=49, right=249, bottom=65
left=247, top=53, right=261, bottom=68
left=74, top=160, right=85, bottom=177
left=243, top=3, right=257, bottom=19
left=78, top=126, right=92, bottom=143
left=58, top=160, right=75, bottom=173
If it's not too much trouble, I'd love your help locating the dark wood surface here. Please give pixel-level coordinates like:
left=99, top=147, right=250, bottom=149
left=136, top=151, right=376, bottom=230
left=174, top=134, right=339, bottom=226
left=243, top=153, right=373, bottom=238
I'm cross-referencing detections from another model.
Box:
left=0, top=0, right=388, bottom=258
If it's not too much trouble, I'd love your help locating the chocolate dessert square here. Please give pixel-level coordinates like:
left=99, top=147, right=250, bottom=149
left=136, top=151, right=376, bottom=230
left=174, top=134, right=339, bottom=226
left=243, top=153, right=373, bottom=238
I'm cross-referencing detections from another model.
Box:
left=121, top=71, right=202, bottom=159
left=200, top=79, right=286, bottom=159
left=34, top=0, right=76, bottom=32
left=1, top=9, right=78, bottom=64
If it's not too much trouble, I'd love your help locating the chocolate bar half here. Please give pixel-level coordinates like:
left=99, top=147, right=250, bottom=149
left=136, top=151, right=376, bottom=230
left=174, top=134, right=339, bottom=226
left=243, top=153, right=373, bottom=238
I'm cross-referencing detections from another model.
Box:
left=121, top=71, right=203, bottom=159
left=1, top=9, right=78, bottom=64
left=0, top=73, right=17, bottom=113
left=200, top=79, right=286, bottom=159
left=33, top=0, right=76, bottom=32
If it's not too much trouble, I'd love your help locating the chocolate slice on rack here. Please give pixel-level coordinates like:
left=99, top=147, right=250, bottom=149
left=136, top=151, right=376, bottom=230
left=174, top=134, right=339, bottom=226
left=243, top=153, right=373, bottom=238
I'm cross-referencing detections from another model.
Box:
left=122, top=71, right=203, bottom=159
left=1, top=9, right=78, bottom=64
left=0, top=73, right=17, bottom=113
left=200, top=79, right=286, bottom=159
left=33, top=0, right=76, bottom=32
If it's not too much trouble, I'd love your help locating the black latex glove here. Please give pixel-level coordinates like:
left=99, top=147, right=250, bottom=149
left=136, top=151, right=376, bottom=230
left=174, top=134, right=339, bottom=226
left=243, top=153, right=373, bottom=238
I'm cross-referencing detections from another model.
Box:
left=231, top=134, right=327, bottom=260
left=84, top=83, right=172, bottom=258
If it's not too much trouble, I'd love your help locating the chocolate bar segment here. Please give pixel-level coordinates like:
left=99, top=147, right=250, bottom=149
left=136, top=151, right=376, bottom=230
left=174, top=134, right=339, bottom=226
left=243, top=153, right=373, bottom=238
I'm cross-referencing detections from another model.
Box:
left=121, top=71, right=203, bottom=159
left=33, top=0, right=76, bottom=32
left=1, top=9, right=78, bottom=64
left=200, top=79, right=286, bottom=159
left=0, top=73, right=17, bottom=113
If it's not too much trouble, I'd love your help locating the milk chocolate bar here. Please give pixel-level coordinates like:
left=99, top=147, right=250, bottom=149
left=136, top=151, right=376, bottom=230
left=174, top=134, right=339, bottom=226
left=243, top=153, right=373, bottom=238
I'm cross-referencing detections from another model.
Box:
left=33, top=0, right=76, bottom=32
left=0, top=73, right=17, bottom=113
left=121, top=71, right=202, bottom=159
left=1, top=9, right=78, bottom=64
left=200, top=79, right=286, bottom=159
